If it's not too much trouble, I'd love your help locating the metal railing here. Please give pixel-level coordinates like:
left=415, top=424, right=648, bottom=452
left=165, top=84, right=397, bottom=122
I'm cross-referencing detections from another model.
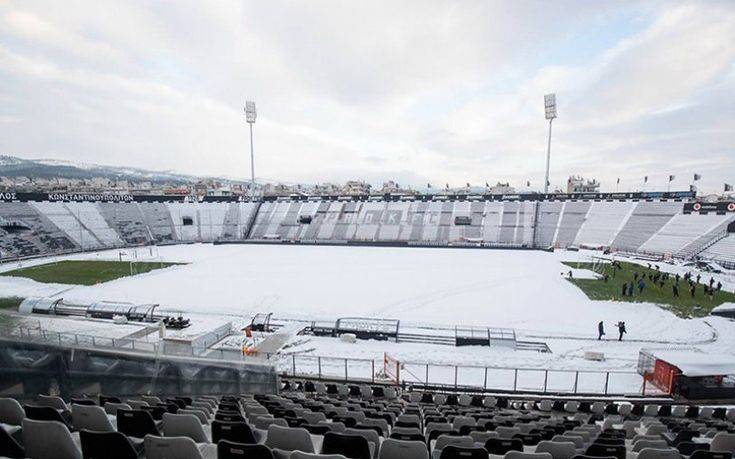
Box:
left=0, top=324, right=248, bottom=364
left=278, top=354, right=645, bottom=396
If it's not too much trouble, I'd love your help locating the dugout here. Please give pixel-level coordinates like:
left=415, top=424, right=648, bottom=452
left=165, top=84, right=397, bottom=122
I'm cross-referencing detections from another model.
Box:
left=639, top=349, right=735, bottom=399
left=711, top=303, right=735, bottom=319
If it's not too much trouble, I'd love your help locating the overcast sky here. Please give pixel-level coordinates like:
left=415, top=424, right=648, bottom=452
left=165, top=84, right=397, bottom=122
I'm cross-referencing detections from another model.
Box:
left=0, top=1, right=733, bottom=193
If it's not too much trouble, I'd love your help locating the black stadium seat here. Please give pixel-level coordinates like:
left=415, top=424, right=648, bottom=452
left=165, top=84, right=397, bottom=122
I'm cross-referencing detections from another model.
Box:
left=140, top=405, right=167, bottom=421
left=484, top=438, right=523, bottom=455
left=0, top=425, right=24, bottom=459
left=690, top=452, right=733, bottom=459
left=594, top=438, right=624, bottom=446
left=24, top=404, right=71, bottom=428
left=212, top=421, right=258, bottom=444
left=167, top=398, right=186, bottom=409
left=440, top=445, right=489, bottom=459
left=218, top=441, right=275, bottom=459
left=334, top=416, right=358, bottom=428
left=585, top=444, right=626, bottom=459
left=116, top=409, right=160, bottom=438
left=71, top=398, right=96, bottom=406
left=304, top=424, right=332, bottom=435
left=99, top=395, right=122, bottom=406
left=216, top=412, right=246, bottom=423
left=79, top=429, right=141, bottom=459
left=513, top=433, right=541, bottom=446
left=321, top=432, right=371, bottom=459
left=677, top=441, right=709, bottom=456
left=176, top=396, right=193, bottom=405
left=390, top=432, right=425, bottom=442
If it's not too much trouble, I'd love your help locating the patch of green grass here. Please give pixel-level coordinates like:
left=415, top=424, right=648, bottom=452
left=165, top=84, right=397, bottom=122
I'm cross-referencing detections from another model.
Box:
left=0, top=297, right=23, bottom=309
left=562, top=260, right=735, bottom=318
left=0, top=297, right=23, bottom=327
left=1, top=260, right=182, bottom=286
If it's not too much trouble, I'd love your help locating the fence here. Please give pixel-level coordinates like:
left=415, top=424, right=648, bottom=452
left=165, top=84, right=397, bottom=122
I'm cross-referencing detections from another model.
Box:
left=277, top=354, right=645, bottom=396
left=1, top=323, right=645, bottom=395
left=1, top=324, right=246, bottom=363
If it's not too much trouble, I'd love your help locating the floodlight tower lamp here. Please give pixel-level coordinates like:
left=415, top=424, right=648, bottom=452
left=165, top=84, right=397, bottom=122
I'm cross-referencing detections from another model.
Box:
left=244, top=101, right=257, bottom=199
left=543, top=93, right=557, bottom=194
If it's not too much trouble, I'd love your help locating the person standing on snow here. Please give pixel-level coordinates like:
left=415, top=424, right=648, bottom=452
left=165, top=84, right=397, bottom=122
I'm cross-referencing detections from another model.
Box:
left=617, top=321, right=627, bottom=341
left=598, top=321, right=605, bottom=340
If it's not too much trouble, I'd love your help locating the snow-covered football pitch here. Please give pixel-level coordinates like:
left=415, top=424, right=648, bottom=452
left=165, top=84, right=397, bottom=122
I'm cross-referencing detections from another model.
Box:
left=2, top=243, right=734, bottom=393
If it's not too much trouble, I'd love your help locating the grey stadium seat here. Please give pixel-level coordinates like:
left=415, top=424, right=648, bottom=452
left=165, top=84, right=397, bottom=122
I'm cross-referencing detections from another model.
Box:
left=380, top=439, right=429, bottom=459
left=162, top=412, right=209, bottom=443
left=265, top=424, right=315, bottom=453
left=72, top=404, right=115, bottom=432
left=536, top=441, right=577, bottom=459
left=144, top=434, right=216, bottom=459
left=0, top=398, right=25, bottom=426
left=505, top=452, right=553, bottom=459
left=22, top=418, right=82, bottom=459
left=635, top=448, right=682, bottom=459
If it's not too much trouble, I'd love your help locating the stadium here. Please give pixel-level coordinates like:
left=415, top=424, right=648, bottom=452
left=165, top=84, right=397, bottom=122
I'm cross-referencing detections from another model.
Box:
left=1, top=190, right=735, bottom=457
left=2, top=1, right=735, bottom=458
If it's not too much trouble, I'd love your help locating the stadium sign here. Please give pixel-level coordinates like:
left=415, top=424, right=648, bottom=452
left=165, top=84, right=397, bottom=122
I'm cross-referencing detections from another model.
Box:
left=47, top=193, right=135, bottom=202
left=683, top=201, right=735, bottom=214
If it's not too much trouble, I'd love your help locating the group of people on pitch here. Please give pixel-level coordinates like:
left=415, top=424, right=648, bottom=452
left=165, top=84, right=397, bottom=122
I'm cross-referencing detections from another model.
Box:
left=597, top=320, right=626, bottom=341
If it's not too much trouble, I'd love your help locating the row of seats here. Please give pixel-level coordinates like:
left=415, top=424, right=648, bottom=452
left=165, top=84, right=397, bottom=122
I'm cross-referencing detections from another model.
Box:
left=0, top=201, right=259, bottom=258
left=2, top=388, right=735, bottom=459
left=3, top=199, right=729, bottom=260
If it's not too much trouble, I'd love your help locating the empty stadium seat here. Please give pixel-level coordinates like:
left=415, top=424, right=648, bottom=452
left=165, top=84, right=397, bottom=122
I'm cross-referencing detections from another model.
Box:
left=439, top=445, right=489, bottom=459
left=322, top=432, right=372, bottom=459
left=22, top=418, right=82, bottom=459
left=484, top=438, right=523, bottom=455
left=218, top=441, right=276, bottom=459
left=265, top=424, right=314, bottom=453
left=79, top=429, right=142, bottom=459
left=0, top=424, right=24, bottom=458
left=117, top=409, right=161, bottom=439
left=379, top=439, right=428, bottom=459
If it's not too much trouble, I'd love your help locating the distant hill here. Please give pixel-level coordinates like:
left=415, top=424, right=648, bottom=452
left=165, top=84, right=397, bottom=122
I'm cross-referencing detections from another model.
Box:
left=0, top=155, right=241, bottom=185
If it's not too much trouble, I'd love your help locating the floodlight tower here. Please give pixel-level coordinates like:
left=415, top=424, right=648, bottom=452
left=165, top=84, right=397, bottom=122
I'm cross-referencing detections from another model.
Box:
left=244, top=101, right=257, bottom=200
left=543, top=93, right=557, bottom=194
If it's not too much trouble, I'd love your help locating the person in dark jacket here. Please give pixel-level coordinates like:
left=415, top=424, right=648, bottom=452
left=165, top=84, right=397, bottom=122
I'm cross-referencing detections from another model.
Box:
left=627, top=282, right=634, bottom=296
left=673, top=283, right=679, bottom=297
left=617, top=321, right=626, bottom=341
left=717, top=281, right=722, bottom=291
left=598, top=321, right=605, bottom=340
left=638, top=278, right=645, bottom=293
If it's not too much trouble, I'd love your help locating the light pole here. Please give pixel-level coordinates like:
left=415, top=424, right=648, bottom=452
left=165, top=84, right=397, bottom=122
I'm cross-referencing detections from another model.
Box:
left=543, top=93, right=557, bottom=194
left=244, top=101, right=257, bottom=200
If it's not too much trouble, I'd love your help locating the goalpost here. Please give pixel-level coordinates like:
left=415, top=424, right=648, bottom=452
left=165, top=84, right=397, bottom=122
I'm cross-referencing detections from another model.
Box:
left=383, top=353, right=401, bottom=385
left=589, top=255, right=610, bottom=276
